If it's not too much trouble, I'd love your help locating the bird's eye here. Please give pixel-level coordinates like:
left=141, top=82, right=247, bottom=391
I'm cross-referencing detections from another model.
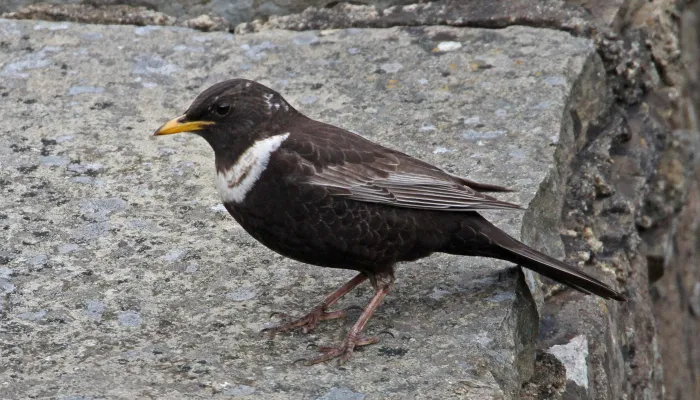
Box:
left=215, top=103, right=231, bottom=116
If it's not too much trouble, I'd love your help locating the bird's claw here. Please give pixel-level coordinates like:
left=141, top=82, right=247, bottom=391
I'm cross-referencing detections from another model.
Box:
left=377, top=329, right=396, bottom=338
left=292, top=357, right=309, bottom=365
left=341, top=304, right=364, bottom=313
left=261, top=305, right=361, bottom=336
left=305, top=335, right=380, bottom=366
left=269, top=311, right=292, bottom=319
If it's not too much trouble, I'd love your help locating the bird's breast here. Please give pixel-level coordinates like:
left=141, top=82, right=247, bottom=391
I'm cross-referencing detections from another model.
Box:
left=215, top=133, right=290, bottom=204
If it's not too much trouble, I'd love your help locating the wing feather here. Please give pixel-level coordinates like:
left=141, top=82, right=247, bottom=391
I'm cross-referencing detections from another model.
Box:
left=281, top=119, right=522, bottom=212
left=305, top=163, right=522, bottom=211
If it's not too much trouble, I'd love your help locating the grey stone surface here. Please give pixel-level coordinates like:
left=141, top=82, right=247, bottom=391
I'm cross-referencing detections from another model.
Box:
left=0, top=19, right=610, bottom=398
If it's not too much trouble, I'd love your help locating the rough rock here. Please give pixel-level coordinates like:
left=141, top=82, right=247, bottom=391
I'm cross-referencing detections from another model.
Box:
left=180, top=14, right=229, bottom=32
left=520, top=350, right=567, bottom=400
left=1, top=2, right=176, bottom=27
left=0, top=1, right=642, bottom=37
left=0, top=1, right=419, bottom=28
left=649, top=3, right=700, bottom=399
left=234, top=1, right=599, bottom=35
left=652, top=175, right=700, bottom=400
left=533, top=84, right=677, bottom=398
left=0, top=18, right=614, bottom=399
left=1, top=3, right=231, bottom=32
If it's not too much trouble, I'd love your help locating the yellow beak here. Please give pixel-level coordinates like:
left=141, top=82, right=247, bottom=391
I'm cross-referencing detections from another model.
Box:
left=153, top=115, right=215, bottom=136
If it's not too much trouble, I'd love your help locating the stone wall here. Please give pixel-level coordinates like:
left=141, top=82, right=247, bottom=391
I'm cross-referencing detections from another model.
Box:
left=0, top=1, right=420, bottom=28
left=1, top=1, right=698, bottom=399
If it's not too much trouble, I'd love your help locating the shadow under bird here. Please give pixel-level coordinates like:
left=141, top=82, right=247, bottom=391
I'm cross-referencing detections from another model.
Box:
left=153, top=79, right=626, bottom=365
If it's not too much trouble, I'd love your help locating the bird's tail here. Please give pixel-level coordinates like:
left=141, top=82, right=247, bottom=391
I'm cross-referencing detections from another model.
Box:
left=469, top=216, right=627, bottom=301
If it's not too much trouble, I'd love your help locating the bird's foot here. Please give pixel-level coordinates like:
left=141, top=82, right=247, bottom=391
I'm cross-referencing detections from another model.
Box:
left=262, top=305, right=363, bottom=335
left=304, top=335, right=380, bottom=365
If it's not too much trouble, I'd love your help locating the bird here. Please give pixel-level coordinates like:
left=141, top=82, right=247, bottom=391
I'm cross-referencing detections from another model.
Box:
left=153, top=79, right=626, bottom=365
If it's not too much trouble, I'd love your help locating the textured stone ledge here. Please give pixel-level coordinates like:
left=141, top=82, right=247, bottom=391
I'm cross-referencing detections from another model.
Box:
left=0, top=19, right=611, bottom=399
left=0, top=1, right=627, bottom=35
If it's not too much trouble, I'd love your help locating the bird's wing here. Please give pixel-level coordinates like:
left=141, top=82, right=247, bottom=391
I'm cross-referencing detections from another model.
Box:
left=278, top=119, right=522, bottom=212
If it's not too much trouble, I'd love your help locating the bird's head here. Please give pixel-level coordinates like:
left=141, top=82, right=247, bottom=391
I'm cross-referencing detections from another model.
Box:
left=153, top=79, right=295, bottom=148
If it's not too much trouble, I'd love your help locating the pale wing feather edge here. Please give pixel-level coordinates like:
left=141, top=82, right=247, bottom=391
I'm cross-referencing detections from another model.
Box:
left=306, top=164, right=522, bottom=211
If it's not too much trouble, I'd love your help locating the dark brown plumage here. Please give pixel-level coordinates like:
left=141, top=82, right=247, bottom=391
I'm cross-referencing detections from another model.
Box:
left=154, top=79, right=626, bottom=365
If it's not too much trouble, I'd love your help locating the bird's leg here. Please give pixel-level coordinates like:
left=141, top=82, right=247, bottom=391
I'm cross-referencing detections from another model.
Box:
left=306, top=272, right=393, bottom=365
left=262, top=272, right=368, bottom=335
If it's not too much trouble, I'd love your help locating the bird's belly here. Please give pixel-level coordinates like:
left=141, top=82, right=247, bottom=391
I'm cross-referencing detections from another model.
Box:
left=222, top=181, right=446, bottom=270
